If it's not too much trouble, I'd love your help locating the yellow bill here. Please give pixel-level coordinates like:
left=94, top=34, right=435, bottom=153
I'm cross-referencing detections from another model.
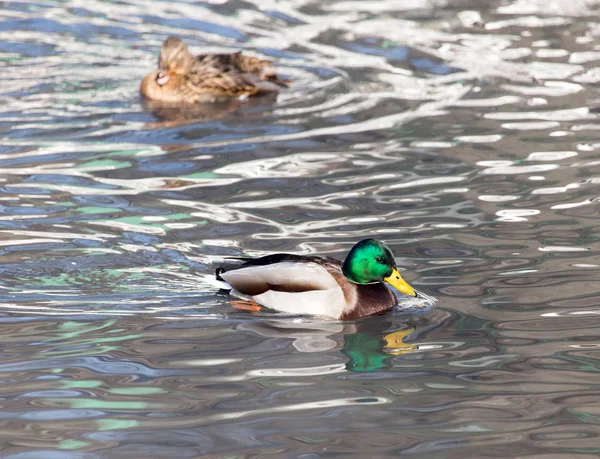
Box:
left=384, top=269, right=416, bottom=297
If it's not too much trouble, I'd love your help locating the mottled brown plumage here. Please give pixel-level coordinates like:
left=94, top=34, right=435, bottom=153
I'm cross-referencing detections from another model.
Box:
left=141, top=37, right=288, bottom=104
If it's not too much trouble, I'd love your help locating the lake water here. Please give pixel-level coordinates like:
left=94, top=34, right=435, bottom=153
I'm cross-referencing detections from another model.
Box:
left=2, top=0, right=600, bottom=457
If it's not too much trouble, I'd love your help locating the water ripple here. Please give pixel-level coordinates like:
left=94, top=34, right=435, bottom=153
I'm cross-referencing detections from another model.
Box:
left=2, top=0, right=600, bottom=456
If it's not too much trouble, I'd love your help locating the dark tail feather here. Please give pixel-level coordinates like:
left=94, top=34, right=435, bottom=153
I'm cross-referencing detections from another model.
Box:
left=216, top=256, right=254, bottom=281
left=215, top=267, right=226, bottom=281
left=263, top=72, right=290, bottom=88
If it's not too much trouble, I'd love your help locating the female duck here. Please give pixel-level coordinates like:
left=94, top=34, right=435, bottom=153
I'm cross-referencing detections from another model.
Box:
left=216, top=239, right=417, bottom=320
left=141, top=37, right=288, bottom=104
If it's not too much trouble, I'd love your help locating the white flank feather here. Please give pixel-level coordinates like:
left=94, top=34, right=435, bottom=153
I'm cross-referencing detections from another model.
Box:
left=252, top=289, right=345, bottom=319
left=197, top=273, right=231, bottom=290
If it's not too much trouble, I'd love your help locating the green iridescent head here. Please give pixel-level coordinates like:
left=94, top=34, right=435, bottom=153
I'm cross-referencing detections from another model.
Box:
left=342, top=239, right=395, bottom=284
left=342, top=239, right=416, bottom=297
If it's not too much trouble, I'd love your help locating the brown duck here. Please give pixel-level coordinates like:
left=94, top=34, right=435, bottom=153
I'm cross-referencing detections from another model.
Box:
left=140, top=37, right=288, bottom=104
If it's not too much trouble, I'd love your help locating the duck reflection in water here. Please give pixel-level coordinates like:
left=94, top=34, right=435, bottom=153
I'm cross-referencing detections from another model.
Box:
left=237, top=316, right=421, bottom=372
left=343, top=326, right=417, bottom=372
left=141, top=92, right=279, bottom=126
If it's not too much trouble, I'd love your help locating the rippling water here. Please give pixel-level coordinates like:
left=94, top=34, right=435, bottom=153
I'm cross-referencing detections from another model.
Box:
left=2, top=0, right=600, bottom=456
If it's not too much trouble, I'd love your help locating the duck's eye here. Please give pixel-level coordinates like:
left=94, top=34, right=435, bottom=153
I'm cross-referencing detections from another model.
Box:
left=156, top=71, right=170, bottom=87
left=376, top=256, right=385, bottom=264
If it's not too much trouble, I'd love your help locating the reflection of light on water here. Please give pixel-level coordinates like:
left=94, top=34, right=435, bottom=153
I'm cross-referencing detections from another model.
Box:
left=497, top=0, right=595, bottom=16
left=0, top=304, right=139, bottom=317
left=246, top=364, right=347, bottom=377
left=498, top=269, right=538, bottom=276
left=526, top=151, right=577, bottom=161
left=532, top=182, right=584, bottom=194
left=418, top=344, right=448, bottom=351
left=503, top=81, right=582, bottom=96
left=486, top=16, right=571, bottom=30
left=382, top=176, right=465, bottom=191
left=495, top=209, right=540, bottom=222
left=539, top=246, right=589, bottom=252
left=450, top=354, right=519, bottom=368
left=479, top=195, right=520, bottom=202
left=212, top=397, right=390, bottom=422
left=477, top=160, right=513, bottom=168
left=551, top=200, right=593, bottom=210
left=178, top=358, right=241, bottom=366
left=411, top=141, right=453, bottom=149
left=0, top=238, right=63, bottom=246
left=185, top=85, right=473, bottom=149
left=501, top=121, right=560, bottom=130
left=543, top=309, right=600, bottom=317
left=214, top=152, right=346, bottom=179
left=486, top=107, right=591, bottom=121
left=456, top=134, right=503, bottom=143
left=483, top=164, right=558, bottom=175
left=549, top=130, right=571, bottom=137
left=89, top=220, right=166, bottom=236
left=432, top=223, right=467, bottom=229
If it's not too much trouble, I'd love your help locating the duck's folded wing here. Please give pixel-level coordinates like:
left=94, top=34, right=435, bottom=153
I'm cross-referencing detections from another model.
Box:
left=220, top=261, right=339, bottom=295
left=231, top=53, right=289, bottom=88
left=187, top=69, right=257, bottom=95
left=187, top=53, right=286, bottom=95
left=230, top=52, right=273, bottom=75
left=220, top=261, right=348, bottom=318
left=186, top=57, right=258, bottom=95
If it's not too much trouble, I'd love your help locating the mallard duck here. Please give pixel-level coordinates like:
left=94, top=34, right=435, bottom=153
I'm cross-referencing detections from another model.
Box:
left=140, top=37, right=288, bottom=104
left=215, top=239, right=417, bottom=320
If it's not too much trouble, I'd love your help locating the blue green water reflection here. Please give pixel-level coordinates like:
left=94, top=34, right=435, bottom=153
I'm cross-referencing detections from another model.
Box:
left=2, top=0, right=600, bottom=456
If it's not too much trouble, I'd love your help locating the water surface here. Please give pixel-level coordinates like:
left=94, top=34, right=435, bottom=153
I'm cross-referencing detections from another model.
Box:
left=2, top=0, right=600, bottom=457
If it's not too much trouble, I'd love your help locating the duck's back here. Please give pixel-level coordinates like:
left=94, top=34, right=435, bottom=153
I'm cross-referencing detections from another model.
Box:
left=196, top=52, right=271, bottom=75
left=185, top=52, right=286, bottom=97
